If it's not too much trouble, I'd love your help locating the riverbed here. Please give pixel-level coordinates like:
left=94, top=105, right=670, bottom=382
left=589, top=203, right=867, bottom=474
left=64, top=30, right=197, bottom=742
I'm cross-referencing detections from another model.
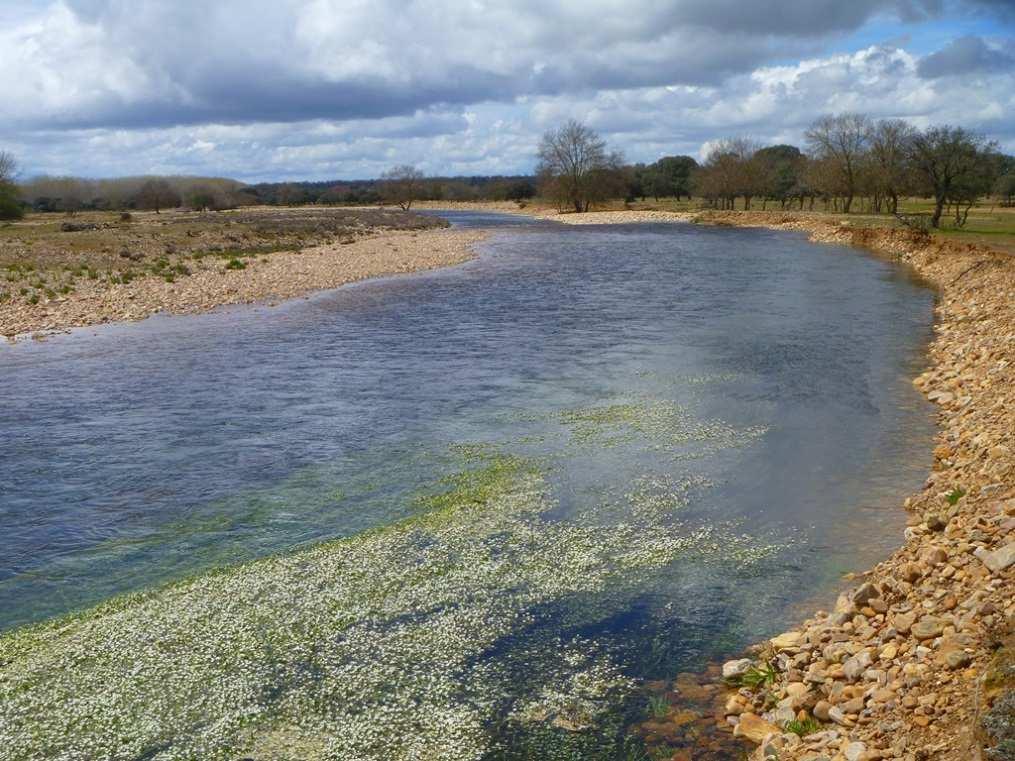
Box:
left=0, top=211, right=935, bottom=759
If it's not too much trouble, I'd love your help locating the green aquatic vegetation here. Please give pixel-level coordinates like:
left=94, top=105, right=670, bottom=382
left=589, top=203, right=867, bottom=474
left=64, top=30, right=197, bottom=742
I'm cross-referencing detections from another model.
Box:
left=646, top=694, right=671, bottom=719
left=0, top=448, right=778, bottom=761
left=554, top=400, right=766, bottom=454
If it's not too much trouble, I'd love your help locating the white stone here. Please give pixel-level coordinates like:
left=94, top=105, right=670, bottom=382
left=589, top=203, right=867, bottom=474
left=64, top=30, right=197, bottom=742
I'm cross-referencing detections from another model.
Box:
left=974, top=543, right=1015, bottom=573
left=723, top=658, right=753, bottom=679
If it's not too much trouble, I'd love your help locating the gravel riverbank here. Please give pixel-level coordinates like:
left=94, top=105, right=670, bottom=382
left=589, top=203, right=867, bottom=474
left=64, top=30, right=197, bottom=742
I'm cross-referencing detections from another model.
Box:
left=1, top=215, right=484, bottom=342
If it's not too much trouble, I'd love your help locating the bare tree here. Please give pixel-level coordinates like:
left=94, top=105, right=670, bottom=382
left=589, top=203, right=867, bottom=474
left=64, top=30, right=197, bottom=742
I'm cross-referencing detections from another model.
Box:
left=908, top=126, right=995, bottom=228
left=0, top=151, right=23, bottom=220
left=695, top=138, right=761, bottom=209
left=805, top=113, right=871, bottom=213
left=537, top=120, right=621, bottom=213
left=381, top=165, right=425, bottom=210
left=0, top=151, right=16, bottom=186
left=135, top=179, right=181, bottom=213
left=868, top=119, right=915, bottom=214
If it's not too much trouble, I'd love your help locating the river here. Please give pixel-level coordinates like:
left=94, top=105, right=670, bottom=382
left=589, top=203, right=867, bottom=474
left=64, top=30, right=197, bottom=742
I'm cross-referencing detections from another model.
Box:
left=0, top=211, right=935, bottom=759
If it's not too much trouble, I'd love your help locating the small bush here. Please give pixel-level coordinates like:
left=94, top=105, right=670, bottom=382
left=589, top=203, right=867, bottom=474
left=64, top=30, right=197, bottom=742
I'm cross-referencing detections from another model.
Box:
left=0, top=189, right=23, bottom=221
left=946, top=487, right=966, bottom=506
left=785, top=717, right=821, bottom=737
left=225, top=258, right=246, bottom=270
left=120, top=212, right=133, bottom=222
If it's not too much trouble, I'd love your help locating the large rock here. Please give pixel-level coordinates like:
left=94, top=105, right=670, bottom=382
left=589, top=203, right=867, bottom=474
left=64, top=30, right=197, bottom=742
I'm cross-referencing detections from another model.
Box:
left=851, top=582, right=879, bottom=607
left=844, top=741, right=867, bottom=761
left=723, top=658, right=753, bottom=679
left=770, top=631, right=803, bottom=651
left=974, top=543, right=1015, bottom=574
left=912, top=616, right=944, bottom=641
left=733, top=712, right=780, bottom=743
left=842, top=651, right=872, bottom=682
left=893, top=611, right=916, bottom=634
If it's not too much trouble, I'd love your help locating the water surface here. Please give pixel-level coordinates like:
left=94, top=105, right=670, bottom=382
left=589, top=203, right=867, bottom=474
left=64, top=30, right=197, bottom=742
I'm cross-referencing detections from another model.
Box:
left=0, top=212, right=935, bottom=758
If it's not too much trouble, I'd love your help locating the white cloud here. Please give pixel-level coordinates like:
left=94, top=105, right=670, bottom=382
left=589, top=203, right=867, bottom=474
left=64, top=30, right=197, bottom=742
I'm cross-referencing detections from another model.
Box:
left=0, top=1, right=1011, bottom=179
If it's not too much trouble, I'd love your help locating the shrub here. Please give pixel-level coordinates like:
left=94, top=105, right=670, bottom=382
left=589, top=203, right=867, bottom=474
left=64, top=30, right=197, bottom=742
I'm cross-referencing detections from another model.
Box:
left=0, top=188, right=24, bottom=220
left=225, top=258, right=246, bottom=270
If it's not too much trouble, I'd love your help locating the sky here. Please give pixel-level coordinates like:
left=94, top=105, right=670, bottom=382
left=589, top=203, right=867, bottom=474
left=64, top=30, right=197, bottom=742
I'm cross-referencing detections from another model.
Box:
left=1, top=0, right=1013, bottom=182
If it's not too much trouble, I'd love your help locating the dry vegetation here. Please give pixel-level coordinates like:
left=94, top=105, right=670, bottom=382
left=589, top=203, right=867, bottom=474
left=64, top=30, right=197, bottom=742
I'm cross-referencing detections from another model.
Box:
left=0, top=206, right=470, bottom=339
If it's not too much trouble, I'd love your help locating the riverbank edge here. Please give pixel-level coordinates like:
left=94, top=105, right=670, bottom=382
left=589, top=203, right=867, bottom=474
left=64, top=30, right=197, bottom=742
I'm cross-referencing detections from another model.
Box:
left=503, top=204, right=1013, bottom=761
left=675, top=211, right=1014, bottom=761
left=1, top=225, right=487, bottom=343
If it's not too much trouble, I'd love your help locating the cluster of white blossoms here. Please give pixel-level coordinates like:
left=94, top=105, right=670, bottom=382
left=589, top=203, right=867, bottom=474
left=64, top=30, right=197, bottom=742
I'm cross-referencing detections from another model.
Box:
left=553, top=400, right=767, bottom=457
left=1, top=399, right=779, bottom=761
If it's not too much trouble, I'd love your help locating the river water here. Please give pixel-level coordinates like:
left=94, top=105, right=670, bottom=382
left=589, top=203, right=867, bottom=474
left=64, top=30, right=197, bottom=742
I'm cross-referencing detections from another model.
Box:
left=0, top=212, right=935, bottom=759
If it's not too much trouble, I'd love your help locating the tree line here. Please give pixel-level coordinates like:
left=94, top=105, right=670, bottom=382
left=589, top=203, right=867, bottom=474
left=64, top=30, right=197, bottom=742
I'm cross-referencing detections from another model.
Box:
left=10, top=175, right=253, bottom=215
left=535, top=115, right=1014, bottom=228
left=3, top=112, right=1012, bottom=224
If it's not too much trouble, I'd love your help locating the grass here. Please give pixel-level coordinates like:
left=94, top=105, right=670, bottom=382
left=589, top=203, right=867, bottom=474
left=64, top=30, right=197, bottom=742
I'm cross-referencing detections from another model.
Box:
left=577, top=195, right=1015, bottom=254
left=785, top=717, right=822, bottom=737
left=725, top=663, right=778, bottom=690
left=946, top=487, right=966, bottom=506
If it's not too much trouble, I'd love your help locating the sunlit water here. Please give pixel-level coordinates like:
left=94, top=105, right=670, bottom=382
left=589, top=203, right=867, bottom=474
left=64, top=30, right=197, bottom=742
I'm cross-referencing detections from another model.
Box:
left=0, top=212, right=935, bottom=758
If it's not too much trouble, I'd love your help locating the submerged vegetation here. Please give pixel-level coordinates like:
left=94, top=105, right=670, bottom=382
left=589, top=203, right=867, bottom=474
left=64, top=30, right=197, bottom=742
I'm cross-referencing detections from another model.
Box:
left=0, top=388, right=782, bottom=760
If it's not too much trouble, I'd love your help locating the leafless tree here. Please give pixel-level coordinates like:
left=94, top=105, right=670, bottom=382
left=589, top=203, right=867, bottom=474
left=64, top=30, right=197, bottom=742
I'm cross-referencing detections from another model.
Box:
left=537, top=120, right=622, bottom=213
left=908, top=126, right=995, bottom=228
left=0, top=151, right=16, bottom=186
left=805, top=113, right=871, bottom=213
left=381, top=165, right=425, bottom=210
left=694, top=138, right=762, bottom=209
left=135, top=179, right=181, bottom=213
left=0, top=151, right=23, bottom=220
left=868, top=119, right=915, bottom=214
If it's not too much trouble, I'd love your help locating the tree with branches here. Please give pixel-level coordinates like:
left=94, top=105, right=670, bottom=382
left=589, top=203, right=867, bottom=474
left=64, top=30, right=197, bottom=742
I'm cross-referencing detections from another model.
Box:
left=0, top=151, right=24, bottom=220
left=805, top=113, right=871, bottom=213
left=537, top=120, right=622, bottom=213
left=381, top=165, right=425, bottom=210
left=135, top=179, right=182, bottom=213
left=908, top=126, right=996, bottom=228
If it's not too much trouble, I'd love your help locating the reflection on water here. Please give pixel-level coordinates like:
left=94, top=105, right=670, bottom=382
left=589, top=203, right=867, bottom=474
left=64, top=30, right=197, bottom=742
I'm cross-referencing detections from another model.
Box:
left=0, top=212, right=935, bottom=758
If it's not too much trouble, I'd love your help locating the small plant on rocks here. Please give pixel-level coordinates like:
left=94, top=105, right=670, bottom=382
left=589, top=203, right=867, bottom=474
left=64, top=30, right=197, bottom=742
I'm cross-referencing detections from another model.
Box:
left=785, top=717, right=821, bottom=737
left=946, top=486, right=966, bottom=506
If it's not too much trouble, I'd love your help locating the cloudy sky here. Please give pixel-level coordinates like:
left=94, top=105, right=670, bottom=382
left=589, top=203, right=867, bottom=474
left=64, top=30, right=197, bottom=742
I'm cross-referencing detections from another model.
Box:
left=2, top=0, right=1013, bottom=182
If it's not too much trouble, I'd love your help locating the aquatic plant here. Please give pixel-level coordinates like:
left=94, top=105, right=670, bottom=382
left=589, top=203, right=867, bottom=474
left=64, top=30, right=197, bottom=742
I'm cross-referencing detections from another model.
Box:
left=0, top=449, right=779, bottom=761
left=646, top=694, right=671, bottom=719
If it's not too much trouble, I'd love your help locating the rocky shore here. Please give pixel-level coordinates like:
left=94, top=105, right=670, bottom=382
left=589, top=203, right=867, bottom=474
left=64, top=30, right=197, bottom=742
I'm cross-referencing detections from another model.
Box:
left=613, top=210, right=1014, bottom=761
left=1, top=225, right=484, bottom=341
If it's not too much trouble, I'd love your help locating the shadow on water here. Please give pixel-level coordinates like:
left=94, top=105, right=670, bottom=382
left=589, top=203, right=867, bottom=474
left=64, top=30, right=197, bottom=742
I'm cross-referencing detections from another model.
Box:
left=0, top=211, right=936, bottom=759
